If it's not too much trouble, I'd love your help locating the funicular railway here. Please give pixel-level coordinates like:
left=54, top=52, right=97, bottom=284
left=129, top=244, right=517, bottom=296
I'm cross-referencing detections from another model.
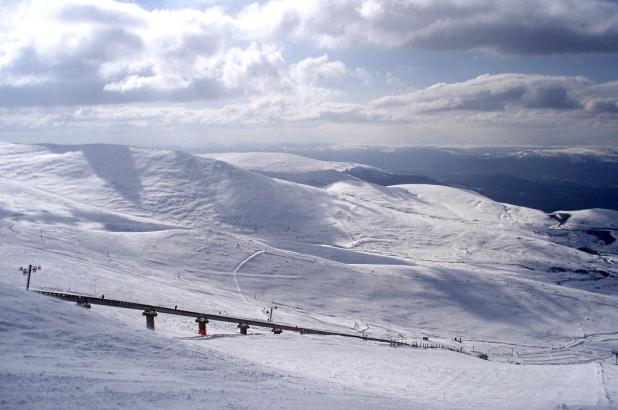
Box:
left=33, top=289, right=481, bottom=357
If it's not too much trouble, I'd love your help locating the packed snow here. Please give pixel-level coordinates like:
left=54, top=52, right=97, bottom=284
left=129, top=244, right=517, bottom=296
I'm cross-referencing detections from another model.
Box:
left=1, top=142, right=618, bottom=409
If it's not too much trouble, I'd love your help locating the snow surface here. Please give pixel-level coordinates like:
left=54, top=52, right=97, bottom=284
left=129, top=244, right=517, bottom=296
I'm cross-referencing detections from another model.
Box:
left=203, top=151, right=383, bottom=187
left=205, top=152, right=364, bottom=173
left=1, top=142, right=618, bottom=409
left=557, top=209, right=618, bottom=230
left=0, top=282, right=407, bottom=410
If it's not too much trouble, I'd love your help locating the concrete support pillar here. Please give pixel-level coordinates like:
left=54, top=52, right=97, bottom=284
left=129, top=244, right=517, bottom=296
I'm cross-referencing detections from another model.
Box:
left=238, top=323, right=249, bottom=335
left=195, top=317, right=209, bottom=336
left=143, top=310, right=157, bottom=331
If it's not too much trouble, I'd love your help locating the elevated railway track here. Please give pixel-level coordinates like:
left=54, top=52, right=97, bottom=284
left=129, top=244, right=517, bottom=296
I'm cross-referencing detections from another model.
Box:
left=33, top=289, right=485, bottom=359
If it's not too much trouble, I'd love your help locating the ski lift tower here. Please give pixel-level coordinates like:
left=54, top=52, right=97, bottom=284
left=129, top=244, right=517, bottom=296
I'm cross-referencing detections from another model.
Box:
left=267, top=306, right=278, bottom=322
left=19, top=264, right=42, bottom=290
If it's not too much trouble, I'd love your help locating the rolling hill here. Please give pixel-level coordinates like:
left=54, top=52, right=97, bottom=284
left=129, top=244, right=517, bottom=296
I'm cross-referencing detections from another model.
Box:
left=1, top=142, right=618, bottom=409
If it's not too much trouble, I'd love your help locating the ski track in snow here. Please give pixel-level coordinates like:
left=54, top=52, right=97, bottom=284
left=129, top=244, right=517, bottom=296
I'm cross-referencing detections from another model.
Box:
left=598, top=362, right=613, bottom=405
left=232, top=250, right=266, bottom=303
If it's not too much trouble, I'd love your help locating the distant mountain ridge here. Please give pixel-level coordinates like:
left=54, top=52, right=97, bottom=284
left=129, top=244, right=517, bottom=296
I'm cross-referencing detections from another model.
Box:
left=201, top=145, right=618, bottom=212
left=205, top=152, right=440, bottom=188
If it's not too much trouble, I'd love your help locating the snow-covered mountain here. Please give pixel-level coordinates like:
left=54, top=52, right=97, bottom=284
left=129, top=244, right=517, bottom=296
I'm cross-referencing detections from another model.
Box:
left=205, top=151, right=439, bottom=188
left=254, top=145, right=618, bottom=212
left=1, top=142, right=618, bottom=409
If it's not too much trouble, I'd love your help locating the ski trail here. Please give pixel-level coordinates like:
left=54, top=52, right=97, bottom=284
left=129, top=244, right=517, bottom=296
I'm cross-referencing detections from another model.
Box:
left=233, top=250, right=265, bottom=304
left=598, top=362, right=613, bottom=405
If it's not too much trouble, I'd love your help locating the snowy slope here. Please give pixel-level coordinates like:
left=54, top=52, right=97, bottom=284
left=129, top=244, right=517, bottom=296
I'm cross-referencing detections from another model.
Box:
left=5, top=280, right=616, bottom=410
left=2, top=142, right=618, bottom=409
left=324, top=180, right=616, bottom=284
left=0, top=143, right=356, bottom=243
left=205, top=151, right=437, bottom=188
left=0, top=282, right=410, bottom=410
left=554, top=208, right=618, bottom=230
left=207, top=152, right=363, bottom=173
left=547, top=209, right=618, bottom=258
left=204, top=151, right=375, bottom=187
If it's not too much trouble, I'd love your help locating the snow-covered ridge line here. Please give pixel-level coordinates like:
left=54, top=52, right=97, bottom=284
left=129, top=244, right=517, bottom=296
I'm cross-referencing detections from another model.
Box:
left=204, top=151, right=439, bottom=188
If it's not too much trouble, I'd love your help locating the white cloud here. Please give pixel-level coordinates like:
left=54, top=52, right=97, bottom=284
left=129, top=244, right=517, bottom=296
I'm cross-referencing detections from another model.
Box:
left=0, top=0, right=374, bottom=107
left=2, top=73, right=616, bottom=130
left=2, top=0, right=617, bottom=107
left=0, top=0, right=617, bottom=146
left=230, top=0, right=618, bottom=54
left=370, top=74, right=591, bottom=114
left=291, top=55, right=348, bottom=86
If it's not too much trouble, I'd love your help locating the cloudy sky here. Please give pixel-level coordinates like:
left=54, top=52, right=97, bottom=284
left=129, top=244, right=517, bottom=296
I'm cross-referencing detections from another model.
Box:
left=1, top=0, right=617, bottom=147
